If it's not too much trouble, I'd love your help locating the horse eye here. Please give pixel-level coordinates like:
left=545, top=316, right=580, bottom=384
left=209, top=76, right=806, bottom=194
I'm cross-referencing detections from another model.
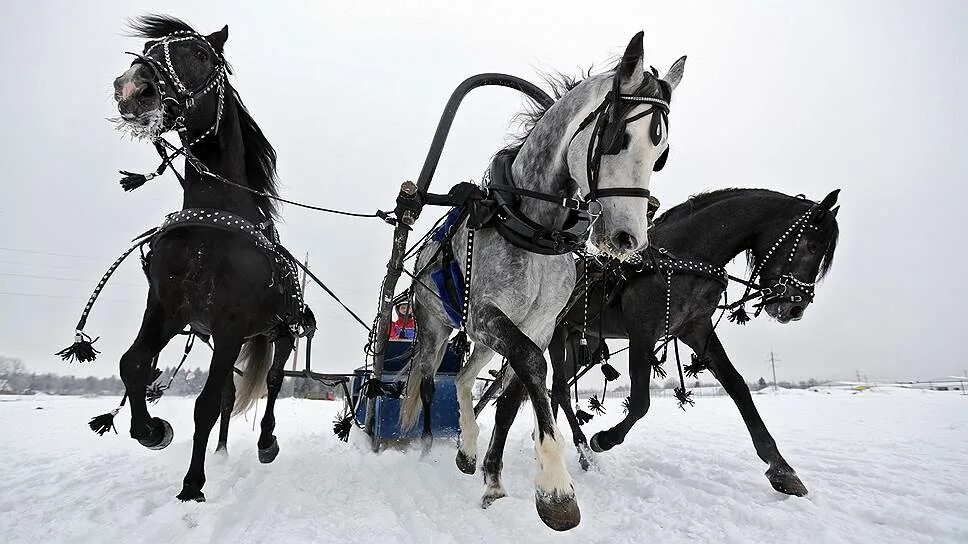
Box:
left=195, top=50, right=208, bottom=61
left=807, top=242, right=819, bottom=254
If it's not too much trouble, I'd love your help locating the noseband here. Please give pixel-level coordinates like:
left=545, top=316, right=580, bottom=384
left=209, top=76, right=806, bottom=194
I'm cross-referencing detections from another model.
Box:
left=749, top=204, right=823, bottom=309
left=125, top=30, right=227, bottom=148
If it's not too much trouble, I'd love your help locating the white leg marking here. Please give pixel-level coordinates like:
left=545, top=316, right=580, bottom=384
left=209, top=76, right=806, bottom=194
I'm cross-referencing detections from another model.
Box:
left=532, top=401, right=574, bottom=497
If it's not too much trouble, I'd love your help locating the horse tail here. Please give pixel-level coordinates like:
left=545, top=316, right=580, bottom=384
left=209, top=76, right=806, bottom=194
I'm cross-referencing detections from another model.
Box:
left=399, top=360, right=425, bottom=432
left=233, top=335, right=273, bottom=416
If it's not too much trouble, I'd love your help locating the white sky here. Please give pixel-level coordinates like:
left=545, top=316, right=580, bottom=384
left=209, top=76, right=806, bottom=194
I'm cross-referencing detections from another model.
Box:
left=1, top=1, right=966, bottom=383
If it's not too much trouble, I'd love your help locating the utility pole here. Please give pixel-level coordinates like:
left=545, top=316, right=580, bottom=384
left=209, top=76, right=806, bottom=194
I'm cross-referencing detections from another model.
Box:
left=288, top=252, right=309, bottom=398
left=770, top=351, right=778, bottom=392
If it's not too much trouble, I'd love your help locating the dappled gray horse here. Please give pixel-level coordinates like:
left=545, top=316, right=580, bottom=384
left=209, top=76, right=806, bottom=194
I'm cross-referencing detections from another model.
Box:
left=400, top=32, right=686, bottom=531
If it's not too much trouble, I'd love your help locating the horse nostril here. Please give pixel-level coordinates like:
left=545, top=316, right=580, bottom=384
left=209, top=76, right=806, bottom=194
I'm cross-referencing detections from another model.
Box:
left=789, top=306, right=804, bottom=318
left=611, top=231, right=636, bottom=252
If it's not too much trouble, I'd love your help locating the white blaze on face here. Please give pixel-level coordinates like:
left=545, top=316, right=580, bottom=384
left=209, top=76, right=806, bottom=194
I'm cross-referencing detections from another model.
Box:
left=118, top=65, right=142, bottom=101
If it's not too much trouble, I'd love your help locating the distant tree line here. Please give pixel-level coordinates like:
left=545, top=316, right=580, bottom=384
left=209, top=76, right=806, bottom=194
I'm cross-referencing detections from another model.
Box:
left=0, top=355, right=340, bottom=399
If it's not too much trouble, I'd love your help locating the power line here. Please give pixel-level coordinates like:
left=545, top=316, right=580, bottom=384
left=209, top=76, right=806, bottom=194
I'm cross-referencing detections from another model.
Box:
left=0, top=291, right=141, bottom=304
left=0, top=260, right=100, bottom=271
left=0, top=247, right=103, bottom=260
left=0, top=272, right=143, bottom=288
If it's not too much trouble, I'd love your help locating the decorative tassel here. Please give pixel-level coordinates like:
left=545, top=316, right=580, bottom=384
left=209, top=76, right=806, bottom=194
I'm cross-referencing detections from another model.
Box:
left=622, top=396, right=631, bottom=414
left=728, top=305, right=751, bottom=325
left=575, top=407, right=594, bottom=426
left=55, top=333, right=100, bottom=363
left=651, top=353, right=667, bottom=379
left=146, top=384, right=165, bottom=404
left=119, top=170, right=155, bottom=192
left=88, top=408, right=120, bottom=436
left=684, top=354, right=710, bottom=378
left=451, top=330, right=470, bottom=358
left=601, top=362, right=620, bottom=382
left=363, top=378, right=402, bottom=399
left=597, top=340, right=610, bottom=364
left=588, top=394, right=606, bottom=416
left=578, top=338, right=591, bottom=368
left=674, top=387, right=695, bottom=410
left=333, top=411, right=353, bottom=442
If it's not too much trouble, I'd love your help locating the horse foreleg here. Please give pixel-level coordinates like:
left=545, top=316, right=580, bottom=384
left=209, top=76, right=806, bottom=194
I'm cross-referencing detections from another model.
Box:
left=258, top=333, right=294, bottom=463
left=474, top=305, right=579, bottom=532
left=454, top=344, right=495, bottom=475
left=680, top=325, right=807, bottom=496
left=177, top=335, right=243, bottom=502
left=590, top=332, right=653, bottom=453
left=215, top=378, right=235, bottom=454
left=119, top=294, right=184, bottom=447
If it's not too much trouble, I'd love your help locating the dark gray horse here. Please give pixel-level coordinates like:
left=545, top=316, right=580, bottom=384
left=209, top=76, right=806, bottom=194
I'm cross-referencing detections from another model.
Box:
left=400, top=32, right=686, bottom=531
left=540, top=188, right=840, bottom=496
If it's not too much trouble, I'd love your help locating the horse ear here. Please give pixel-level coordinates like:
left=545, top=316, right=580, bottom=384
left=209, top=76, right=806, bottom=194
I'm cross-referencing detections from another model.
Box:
left=662, top=55, right=687, bottom=93
left=830, top=206, right=840, bottom=218
left=818, top=189, right=840, bottom=210
left=206, top=25, right=229, bottom=53
left=616, top=31, right=645, bottom=93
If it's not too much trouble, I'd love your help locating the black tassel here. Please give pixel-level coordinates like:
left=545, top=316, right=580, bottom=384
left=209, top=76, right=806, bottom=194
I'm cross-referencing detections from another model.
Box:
left=333, top=411, right=353, bottom=442
left=622, top=396, right=631, bottom=414
left=588, top=394, right=606, bottom=416
left=728, top=305, right=751, bottom=325
left=55, top=333, right=100, bottom=363
left=146, top=384, right=165, bottom=404
left=578, top=339, right=591, bottom=368
left=88, top=408, right=119, bottom=436
left=651, top=354, right=667, bottom=379
left=575, top=407, right=594, bottom=425
left=601, top=362, right=620, bottom=382
left=119, top=170, right=154, bottom=191
left=674, top=387, right=695, bottom=410
left=363, top=378, right=402, bottom=399
left=451, top=331, right=471, bottom=358
left=598, top=340, right=610, bottom=363
left=684, top=354, right=710, bottom=378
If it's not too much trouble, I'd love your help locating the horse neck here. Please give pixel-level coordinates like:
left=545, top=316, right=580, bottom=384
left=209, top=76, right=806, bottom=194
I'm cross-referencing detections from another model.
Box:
left=511, top=76, right=608, bottom=228
left=180, top=98, right=265, bottom=224
left=653, top=191, right=804, bottom=267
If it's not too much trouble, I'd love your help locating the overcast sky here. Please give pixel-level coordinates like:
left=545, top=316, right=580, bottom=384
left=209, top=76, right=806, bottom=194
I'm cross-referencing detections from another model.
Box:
left=1, top=1, right=966, bottom=384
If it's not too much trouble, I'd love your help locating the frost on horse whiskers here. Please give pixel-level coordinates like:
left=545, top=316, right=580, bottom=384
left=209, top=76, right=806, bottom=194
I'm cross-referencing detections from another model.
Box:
left=108, top=106, right=165, bottom=141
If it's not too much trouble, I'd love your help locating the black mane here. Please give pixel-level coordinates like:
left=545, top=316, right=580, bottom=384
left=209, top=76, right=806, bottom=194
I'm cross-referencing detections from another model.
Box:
left=128, top=14, right=196, bottom=39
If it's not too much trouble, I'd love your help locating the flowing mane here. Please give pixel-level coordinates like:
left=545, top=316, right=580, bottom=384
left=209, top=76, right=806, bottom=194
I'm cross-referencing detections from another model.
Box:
left=128, top=15, right=280, bottom=219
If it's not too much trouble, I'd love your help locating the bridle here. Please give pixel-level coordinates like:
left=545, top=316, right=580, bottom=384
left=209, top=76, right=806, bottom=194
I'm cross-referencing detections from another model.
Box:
left=125, top=30, right=228, bottom=148
left=485, top=69, right=672, bottom=250
left=727, top=202, right=825, bottom=317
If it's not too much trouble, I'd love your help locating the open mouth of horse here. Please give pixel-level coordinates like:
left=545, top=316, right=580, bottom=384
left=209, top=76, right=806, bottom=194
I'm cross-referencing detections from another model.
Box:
left=110, top=107, right=166, bottom=141
left=763, top=302, right=805, bottom=324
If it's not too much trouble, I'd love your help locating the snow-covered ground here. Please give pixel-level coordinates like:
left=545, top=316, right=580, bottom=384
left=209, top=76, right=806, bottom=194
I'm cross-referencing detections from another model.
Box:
left=0, top=388, right=965, bottom=543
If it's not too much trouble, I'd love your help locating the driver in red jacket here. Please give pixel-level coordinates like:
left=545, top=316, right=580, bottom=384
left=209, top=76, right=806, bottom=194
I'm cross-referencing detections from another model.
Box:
left=389, top=302, right=416, bottom=340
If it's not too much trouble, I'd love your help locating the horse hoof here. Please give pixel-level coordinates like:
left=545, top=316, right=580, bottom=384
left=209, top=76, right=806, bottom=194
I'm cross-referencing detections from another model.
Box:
left=138, top=418, right=173, bottom=450
left=767, top=467, right=808, bottom=497
left=578, top=450, right=591, bottom=471
left=589, top=433, right=607, bottom=453
left=535, top=491, right=581, bottom=531
left=176, top=486, right=205, bottom=502
left=481, top=489, right=507, bottom=509
left=455, top=450, right=476, bottom=475
left=213, top=445, right=228, bottom=456
left=420, top=435, right=433, bottom=458
left=258, top=436, right=279, bottom=464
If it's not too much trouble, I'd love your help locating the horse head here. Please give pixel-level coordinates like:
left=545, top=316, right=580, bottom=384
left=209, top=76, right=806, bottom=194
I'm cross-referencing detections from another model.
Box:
left=563, top=32, right=686, bottom=259
left=757, top=190, right=841, bottom=323
left=113, top=15, right=229, bottom=142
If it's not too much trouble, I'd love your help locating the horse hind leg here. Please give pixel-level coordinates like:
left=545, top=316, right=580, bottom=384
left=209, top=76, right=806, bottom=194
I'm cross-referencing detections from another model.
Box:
left=454, top=344, right=495, bottom=474
left=258, top=333, right=295, bottom=464
left=399, top=300, right=451, bottom=455
left=177, top=334, right=246, bottom=502
left=481, top=376, right=526, bottom=508
left=215, top=378, right=236, bottom=454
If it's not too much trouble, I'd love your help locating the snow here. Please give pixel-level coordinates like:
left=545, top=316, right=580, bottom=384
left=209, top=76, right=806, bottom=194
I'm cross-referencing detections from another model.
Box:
left=1, top=390, right=966, bottom=543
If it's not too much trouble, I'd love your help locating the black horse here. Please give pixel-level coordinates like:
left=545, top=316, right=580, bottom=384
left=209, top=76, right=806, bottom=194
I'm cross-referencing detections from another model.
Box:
left=110, top=16, right=308, bottom=502
left=533, top=188, right=839, bottom=496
